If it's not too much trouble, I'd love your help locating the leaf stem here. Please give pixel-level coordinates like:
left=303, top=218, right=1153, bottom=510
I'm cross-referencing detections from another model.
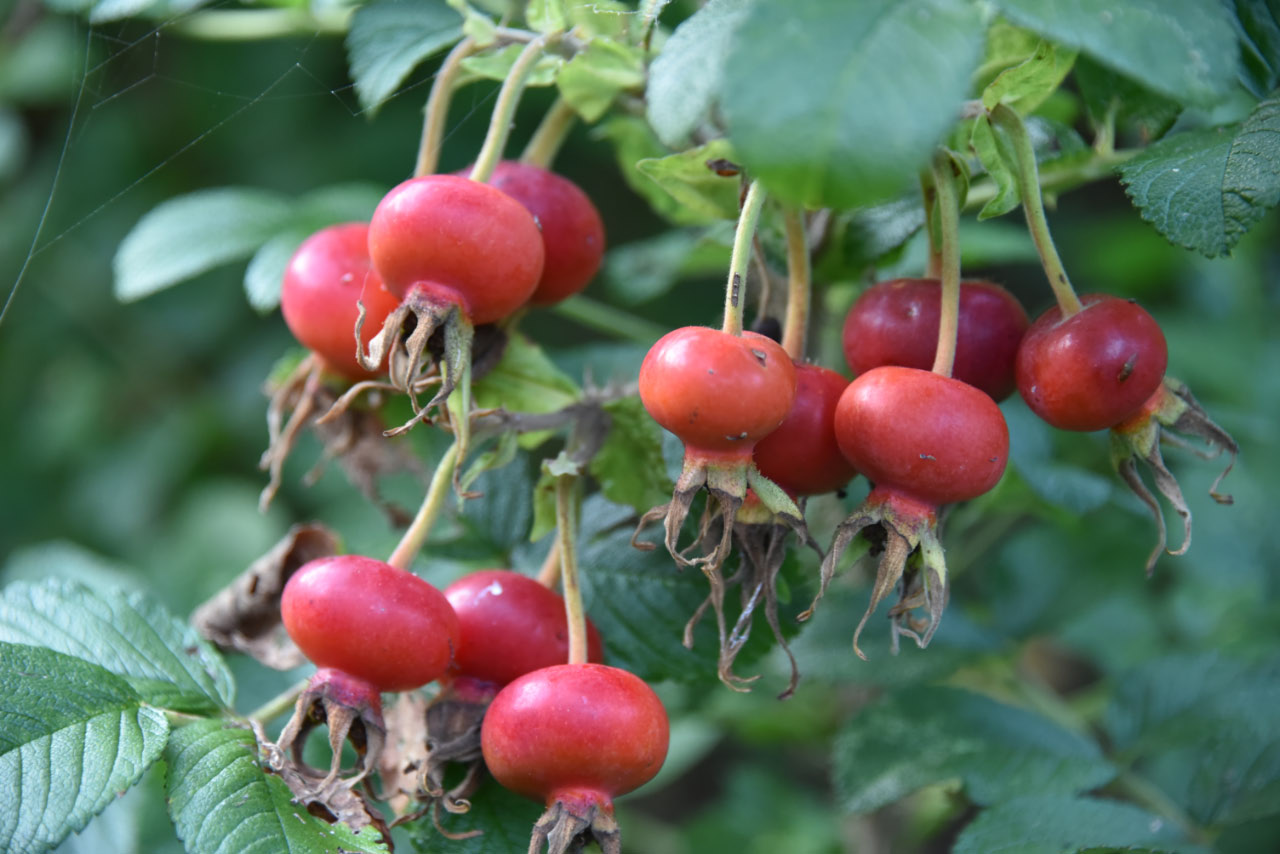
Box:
left=387, top=440, right=461, bottom=570
left=469, top=32, right=562, bottom=184
left=520, top=96, right=577, bottom=169
left=416, top=37, right=477, bottom=177
left=780, top=206, right=810, bottom=360
left=929, top=149, right=961, bottom=378
left=964, top=147, right=1136, bottom=211
left=989, top=103, right=1082, bottom=317
left=246, top=677, right=309, bottom=723
left=555, top=475, right=588, bottom=664
left=722, top=180, right=767, bottom=337
left=551, top=294, right=667, bottom=343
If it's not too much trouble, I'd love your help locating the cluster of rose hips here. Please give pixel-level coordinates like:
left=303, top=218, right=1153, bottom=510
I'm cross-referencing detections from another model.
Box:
left=270, top=160, right=671, bottom=854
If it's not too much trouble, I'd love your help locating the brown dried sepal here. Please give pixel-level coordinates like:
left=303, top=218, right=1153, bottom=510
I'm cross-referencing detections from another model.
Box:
left=1110, top=376, right=1239, bottom=575
left=801, top=488, right=948, bottom=659
left=529, top=796, right=620, bottom=854
left=259, top=352, right=420, bottom=525
left=191, top=523, right=338, bottom=670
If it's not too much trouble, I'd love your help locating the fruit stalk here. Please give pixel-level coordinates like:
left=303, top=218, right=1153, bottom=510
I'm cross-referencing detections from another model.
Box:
left=416, top=37, right=478, bottom=177
left=989, top=103, right=1082, bottom=317
left=469, top=31, right=563, bottom=184
left=555, top=474, right=588, bottom=665
left=521, top=96, right=577, bottom=169
left=929, top=149, right=961, bottom=378
left=780, top=206, right=810, bottom=360
left=387, top=439, right=461, bottom=570
left=722, top=179, right=767, bottom=337
left=920, top=171, right=942, bottom=279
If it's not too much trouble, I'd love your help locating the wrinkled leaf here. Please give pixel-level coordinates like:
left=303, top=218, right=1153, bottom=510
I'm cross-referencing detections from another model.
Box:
left=589, top=396, right=673, bottom=515
left=557, top=37, right=645, bottom=122
left=982, top=39, right=1077, bottom=114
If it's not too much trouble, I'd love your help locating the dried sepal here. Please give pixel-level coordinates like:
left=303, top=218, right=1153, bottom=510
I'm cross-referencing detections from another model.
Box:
left=1111, top=376, right=1239, bottom=573
left=529, top=796, right=620, bottom=854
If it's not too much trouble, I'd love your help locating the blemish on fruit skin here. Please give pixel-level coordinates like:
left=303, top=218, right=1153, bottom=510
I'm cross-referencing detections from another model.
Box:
left=751, top=348, right=768, bottom=366
left=919, top=453, right=936, bottom=461
left=725, top=432, right=749, bottom=441
left=479, top=580, right=504, bottom=599
left=1118, top=354, right=1137, bottom=382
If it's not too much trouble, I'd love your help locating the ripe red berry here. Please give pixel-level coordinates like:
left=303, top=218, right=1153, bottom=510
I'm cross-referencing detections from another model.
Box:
left=753, top=362, right=856, bottom=496
left=484, top=161, right=605, bottom=306
left=1016, top=294, right=1168, bottom=431
left=280, top=222, right=401, bottom=380
left=842, top=277, right=1029, bottom=401
left=482, top=663, right=668, bottom=806
left=639, top=327, right=796, bottom=461
left=368, top=174, right=545, bottom=324
left=443, top=570, right=604, bottom=688
left=281, top=555, right=459, bottom=692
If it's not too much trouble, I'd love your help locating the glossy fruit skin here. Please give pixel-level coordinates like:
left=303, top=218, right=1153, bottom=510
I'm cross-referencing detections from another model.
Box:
left=753, top=362, right=856, bottom=495
left=281, top=555, right=460, bottom=692
left=484, top=161, right=605, bottom=306
left=443, top=570, right=604, bottom=687
left=835, top=366, right=1009, bottom=505
left=280, top=223, right=402, bottom=380
left=367, top=174, right=545, bottom=324
left=481, top=663, right=668, bottom=805
left=1016, top=294, right=1168, bottom=432
left=842, top=278, right=1029, bottom=401
left=639, top=327, right=796, bottom=458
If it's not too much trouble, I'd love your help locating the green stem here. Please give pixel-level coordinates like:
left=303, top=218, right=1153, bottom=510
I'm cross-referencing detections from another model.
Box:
left=445, top=350, right=473, bottom=492
left=469, top=32, right=562, bottom=184
left=779, top=206, right=810, bottom=360
left=551, top=295, right=667, bottom=343
left=415, top=37, right=478, bottom=177
left=722, top=180, right=767, bottom=337
left=989, top=104, right=1083, bottom=317
left=555, top=475, right=588, bottom=665
left=387, top=440, right=460, bottom=570
left=246, top=677, right=309, bottom=723
left=929, top=149, right=961, bottom=378
left=964, top=148, right=1136, bottom=211
left=537, top=538, right=561, bottom=588
left=638, top=0, right=665, bottom=49
left=920, top=171, right=942, bottom=279
left=520, top=96, right=577, bottom=169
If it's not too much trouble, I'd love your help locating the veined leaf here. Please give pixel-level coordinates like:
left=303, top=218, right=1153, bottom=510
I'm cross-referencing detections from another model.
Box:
left=346, top=0, right=463, bottom=113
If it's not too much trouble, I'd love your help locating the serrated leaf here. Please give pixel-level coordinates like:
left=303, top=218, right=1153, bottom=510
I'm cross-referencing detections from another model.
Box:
left=1105, top=654, right=1280, bottom=825
left=113, top=188, right=291, bottom=302
left=405, top=775, right=540, bottom=852
left=243, top=228, right=309, bottom=313
left=472, top=331, right=581, bottom=415
left=557, top=37, right=645, bottom=122
left=835, top=686, right=1116, bottom=813
left=992, top=0, right=1237, bottom=106
left=346, top=0, right=463, bottom=113
left=588, top=396, right=672, bottom=516
left=164, top=719, right=389, bottom=854
left=0, top=579, right=234, bottom=714
left=1118, top=95, right=1280, bottom=257
left=722, top=0, right=988, bottom=208
left=459, top=44, right=564, bottom=85
left=645, top=0, right=752, bottom=148
left=636, top=139, right=743, bottom=222
left=0, top=643, right=169, bottom=854
left=526, top=0, right=568, bottom=33
left=456, top=456, right=537, bottom=556
left=953, top=795, right=1205, bottom=854
left=982, top=39, right=1077, bottom=114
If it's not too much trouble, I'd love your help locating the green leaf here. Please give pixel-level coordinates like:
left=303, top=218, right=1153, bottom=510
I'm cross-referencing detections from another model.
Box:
left=243, top=229, right=309, bottom=313
left=953, top=795, right=1205, bottom=854
left=472, top=331, right=581, bottom=415
left=992, top=0, right=1238, bottom=106
left=982, top=39, right=1078, bottom=114
left=589, top=396, right=673, bottom=516
left=164, top=719, right=389, bottom=854
left=405, top=775, right=541, bottom=852
left=1118, top=94, right=1280, bottom=257
left=456, top=456, right=537, bottom=557
left=1105, top=654, right=1280, bottom=825
left=1234, top=0, right=1280, bottom=97
left=526, top=0, right=569, bottom=33
left=113, top=187, right=291, bottom=302
left=602, top=229, right=709, bottom=305
left=722, top=0, right=989, bottom=208
left=564, top=0, right=632, bottom=40
left=636, top=139, right=743, bottom=222
left=834, top=686, right=1116, bottom=813
left=1074, top=54, right=1181, bottom=141
left=816, top=197, right=927, bottom=278
left=459, top=44, right=564, bottom=85
left=970, top=115, right=1021, bottom=219
left=645, top=0, right=752, bottom=148
left=557, top=37, right=645, bottom=122
left=973, top=18, right=1043, bottom=88
left=0, top=579, right=234, bottom=714
left=594, top=116, right=700, bottom=225
left=345, top=0, right=463, bottom=114
left=0, top=643, right=169, bottom=854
